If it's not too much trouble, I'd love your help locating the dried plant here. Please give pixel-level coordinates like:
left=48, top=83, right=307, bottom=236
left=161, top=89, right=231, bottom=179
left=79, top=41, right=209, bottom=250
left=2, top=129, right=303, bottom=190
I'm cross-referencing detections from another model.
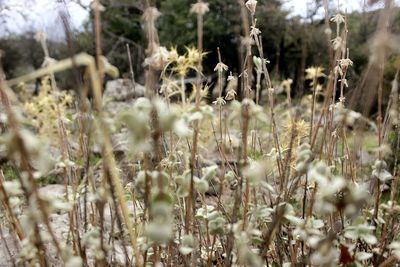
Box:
left=0, top=1, right=399, bottom=267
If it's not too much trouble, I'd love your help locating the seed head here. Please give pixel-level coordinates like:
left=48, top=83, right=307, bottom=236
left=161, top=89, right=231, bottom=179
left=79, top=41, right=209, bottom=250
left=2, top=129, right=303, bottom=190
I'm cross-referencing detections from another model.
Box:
left=225, top=89, right=237, bottom=101
left=305, top=66, right=325, bottom=81
left=190, top=1, right=209, bottom=16
left=250, top=26, right=261, bottom=38
left=331, top=36, right=343, bottom=50
left=330, top=14, right=345, bottom=25
left=90, top=1, right=106, bottom=12
left=338, top=58, right=353, bottom=68
left=213, top=97, right=226, bottom=106
left=245, top=0, right=258, bottom=15
left=214, top=62, right=228, bottom=73
left=144, top=46, right=170, bottom=70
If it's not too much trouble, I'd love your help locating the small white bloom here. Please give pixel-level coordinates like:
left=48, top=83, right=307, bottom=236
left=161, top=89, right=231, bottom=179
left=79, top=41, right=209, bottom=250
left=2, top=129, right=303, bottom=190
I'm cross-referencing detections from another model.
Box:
left=90, top=1, right=106, bottom=12
left=227, top=72, right=235, bottom=81
left=3, top=181, right=23, bottom=196
left=214, top=62, right=228, bottom=73
left=344, top=224, right=377, bottom=245
left=339, top=58, right=354, bottom=68
left=173, top=118, right=191, bottom=137
left=65, top=257, right=83, bottom=267
left=389, top=242, right=400, bottom=259
left=179, top=235, right=195, bottom=255
left=253, top=56, right=262, bottom=72
left=213, top=97, right=226, bottom=106
left=243, top=160, right=267, bottom=186
left=190, top=2, right=209, bottom=15
left=225, top=89, right=237, bottom=101
left=331, top=36, right=343, bottom=50
left=225, top=73, right=238, bottom=100
left=245, top=0, right=258, bottom=15
left=372, top=160, right=393, bottom=183
left=330, top=13, right=346, bottom=25
left=355, top=252, right=373, bottom=261
left=253, top=56, right=270, bottom=73
left=250, top=25, right=261, bottom=37
left=144, top=46, right=170, bottom=70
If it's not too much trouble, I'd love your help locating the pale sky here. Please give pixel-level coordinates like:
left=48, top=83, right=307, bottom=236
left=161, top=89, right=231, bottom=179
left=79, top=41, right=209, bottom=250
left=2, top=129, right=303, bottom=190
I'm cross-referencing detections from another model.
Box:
left=0, top=0, right=398, bottom=39
left=282, top=0, right=400, bottom=17
left=283, top=0, right=361, bottom=16
left=0, top=0, right=91, bottom=38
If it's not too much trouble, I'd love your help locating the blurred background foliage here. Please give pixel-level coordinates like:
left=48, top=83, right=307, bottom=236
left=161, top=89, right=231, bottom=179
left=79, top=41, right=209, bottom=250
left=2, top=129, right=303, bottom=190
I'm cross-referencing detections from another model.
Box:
left=0, top=0, right=399, bottom=99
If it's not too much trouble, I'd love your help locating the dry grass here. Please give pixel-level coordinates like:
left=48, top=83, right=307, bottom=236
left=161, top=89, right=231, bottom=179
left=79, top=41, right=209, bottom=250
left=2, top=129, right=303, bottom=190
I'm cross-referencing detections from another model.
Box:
left=0, top=1, right=399, bottom=267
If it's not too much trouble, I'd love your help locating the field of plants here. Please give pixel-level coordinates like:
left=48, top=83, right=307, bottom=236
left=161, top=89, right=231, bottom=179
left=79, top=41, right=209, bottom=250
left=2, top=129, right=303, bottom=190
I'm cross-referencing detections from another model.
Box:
left=0, top=0, right=400, bottom=266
